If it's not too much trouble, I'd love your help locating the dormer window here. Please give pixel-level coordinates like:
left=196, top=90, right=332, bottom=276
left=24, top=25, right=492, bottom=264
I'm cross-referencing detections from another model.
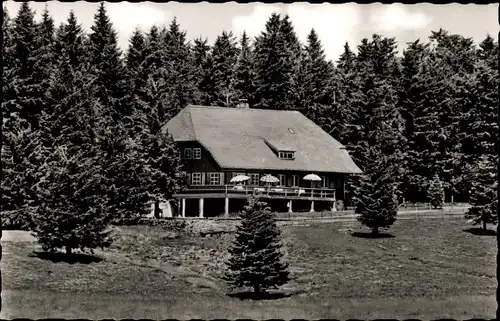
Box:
left=279, top=151, right=295, bottom=160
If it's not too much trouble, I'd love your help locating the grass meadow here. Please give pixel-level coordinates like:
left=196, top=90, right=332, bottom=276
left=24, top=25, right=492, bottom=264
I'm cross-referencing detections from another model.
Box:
left=1, top=214, right=496, bottom=319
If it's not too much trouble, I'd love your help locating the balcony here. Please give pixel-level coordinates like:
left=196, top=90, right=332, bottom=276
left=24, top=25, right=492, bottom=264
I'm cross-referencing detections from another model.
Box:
left=175, top=184, right=336, bottom=201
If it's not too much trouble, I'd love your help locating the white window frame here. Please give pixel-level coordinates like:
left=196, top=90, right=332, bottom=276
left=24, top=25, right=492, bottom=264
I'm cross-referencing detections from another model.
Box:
left=279, top=151, right=295, bottom=160
left=191, top=172, right=202, bottom=185
left=184, top=148, right=193, bottom=159
left=279, top=174, right=286, bottom=187
left=208, top=172, right=221, bottom=186
left=250, top=173, right=260, bottom=186
left=322, top=176, right=329, bottom=188
left=292, top=175, right=299, bottom=187
left=193, top=148, right=201, bottom=159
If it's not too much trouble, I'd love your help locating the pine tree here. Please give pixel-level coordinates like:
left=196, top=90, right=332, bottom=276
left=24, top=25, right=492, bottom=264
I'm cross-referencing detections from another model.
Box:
left=88, top=3, right=150, bottom=221
left=234, top=31, right=255, bottom=106
left=30, top=54, right=113, bottom=254
left=53, top=11, right=87, bottom=67
left=191, top=36, right=213, bottom=105
left=465, top=155, right=498, bottom=230
left=252, top=13, right=299, bottom=110
left=4, top=1, right=40, bottom=130
left=207, top=31, right=239, bottom=107
left=427, top=174, right=445, bottom=209
left=161, top=18, right=200, bottom=117
left=352, top=38, right=405, bottom=234
left=397, top=39, right=430, bottom=202
left=1, top=2, right=45, bottom=227
left=224, top=195, right=290, bottom=294
left=126, top=27, right=147, bottom=74
left=354, top=149, right=399, bottom=235
left=297, top=28, right=334, bottom=124
left=133, top=66, right=188, bottom=217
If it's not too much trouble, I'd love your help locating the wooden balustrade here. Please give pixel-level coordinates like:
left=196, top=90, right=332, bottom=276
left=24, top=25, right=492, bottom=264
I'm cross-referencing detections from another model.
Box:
left=183, top=184, right=336, bottom=199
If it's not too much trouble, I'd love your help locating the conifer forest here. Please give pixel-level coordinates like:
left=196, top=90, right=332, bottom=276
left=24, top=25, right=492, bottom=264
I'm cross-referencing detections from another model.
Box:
left=2, top=2, right=498, bottom=236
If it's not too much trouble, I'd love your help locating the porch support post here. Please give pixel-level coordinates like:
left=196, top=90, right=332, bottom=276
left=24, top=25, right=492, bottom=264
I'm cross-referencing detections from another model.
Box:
left=310, top=200, right=315, bottom=212
left=224, top=197, right=229, bottom=217
left=181, top=198, right=186, bottom=218
left=288, top=200, right=293, bottom=213
left=199, top=198, right=204, bottom=218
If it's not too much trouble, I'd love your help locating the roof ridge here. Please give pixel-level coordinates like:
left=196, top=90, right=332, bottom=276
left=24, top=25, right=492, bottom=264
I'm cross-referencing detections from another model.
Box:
left=186, top=104, right=302, bottom=113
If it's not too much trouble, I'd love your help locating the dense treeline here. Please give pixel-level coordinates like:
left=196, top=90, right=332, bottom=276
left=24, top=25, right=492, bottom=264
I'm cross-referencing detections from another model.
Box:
left=1, top=3, right=497, bottom=246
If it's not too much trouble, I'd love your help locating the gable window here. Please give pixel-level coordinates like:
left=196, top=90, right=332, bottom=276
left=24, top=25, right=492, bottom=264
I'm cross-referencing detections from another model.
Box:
left=209, top=172, right=221, bottom=185
left=191, top=172, right=202, bottom=185
left=193, top=148, right=201, bottom=159
left=250, top=173, right=260, bottom=186
left=279, top=151, right=295, bottom=160
left=184, top=148, right=193, bottom=159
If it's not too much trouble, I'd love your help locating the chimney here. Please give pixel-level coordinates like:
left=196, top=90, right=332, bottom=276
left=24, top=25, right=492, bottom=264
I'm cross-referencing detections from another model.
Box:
left=236, top=99, right=249, bottom=109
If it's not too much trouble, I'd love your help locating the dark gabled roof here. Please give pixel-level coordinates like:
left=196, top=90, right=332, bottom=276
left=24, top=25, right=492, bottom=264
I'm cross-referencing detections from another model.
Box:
left=163, top=105, right=362, bottom=174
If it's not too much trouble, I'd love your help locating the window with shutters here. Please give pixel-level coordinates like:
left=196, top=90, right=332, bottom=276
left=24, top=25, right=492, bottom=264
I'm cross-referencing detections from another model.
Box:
left=191, top=172, right=202, bottom=185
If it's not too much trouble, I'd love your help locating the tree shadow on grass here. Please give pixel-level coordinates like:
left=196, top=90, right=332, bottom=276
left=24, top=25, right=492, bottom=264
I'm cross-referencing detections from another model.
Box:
left=227, top=290, right=294, bottom=301
left=30, top=251, right=103, bottom=264
left=463, top=228, right=497, bottom=236
left=351, top=232, right=395, bottom=239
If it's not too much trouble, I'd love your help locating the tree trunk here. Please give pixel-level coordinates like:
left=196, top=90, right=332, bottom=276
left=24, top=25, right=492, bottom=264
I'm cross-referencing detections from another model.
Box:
left=483, top=220, right=487, bottom=231
left=154, top=200, right=161, bottom=219
left=372, top=226, right=379, bottom=235
left=65, top=245, right=72, bottom=256
left=254, top=283, right=261, bottom=294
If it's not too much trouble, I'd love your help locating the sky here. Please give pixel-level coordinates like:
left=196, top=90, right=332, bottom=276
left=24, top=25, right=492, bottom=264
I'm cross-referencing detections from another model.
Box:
left=4, top=1, right=498, bottom=62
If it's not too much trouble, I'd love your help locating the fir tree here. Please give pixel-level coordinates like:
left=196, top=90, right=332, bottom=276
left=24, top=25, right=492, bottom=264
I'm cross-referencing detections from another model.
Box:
left=252, top=13, right=299, bottom=110
left=191, top=36, right=213, bottom=105
left=336, top=42, right=356, bottom=72
left=208, top=30, right=239, bottom=106
left=224, top=195, right=290, bottom=294
left=4, top=1, right=40, bottom=130
left=88, top=3, right=150, bottom=221
left=53, top=11, right=87, bottom=67
left=30, top=56, right=113, bottom=254
left=161, top=18, right=200, bottom=117
left=234, top=31, right=255, bottom=106
left=410, top=47, right=456, bottom=201
left=133, top=67, right=188, bottom=217
left=354, top=149, right=399, bottom=235
left=398, top=39, right=431, bottom=202
left=1, top=2, right=45, bottom=227
left=427, top=174, right=445, bottom=209
left=126, top=27, right=147, bottom=73
left=465, top=155, right=498, bottom=230
left=297, top=28, right=334, bottom=124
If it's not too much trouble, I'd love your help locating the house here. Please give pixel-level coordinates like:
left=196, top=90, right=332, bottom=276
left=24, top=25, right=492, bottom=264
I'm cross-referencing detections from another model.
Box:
left=162, top=104, right=362, bottom=217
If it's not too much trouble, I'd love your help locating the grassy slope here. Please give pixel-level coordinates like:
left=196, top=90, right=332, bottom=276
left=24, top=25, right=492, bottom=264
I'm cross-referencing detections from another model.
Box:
left=1, top=217, right=496, bottom=319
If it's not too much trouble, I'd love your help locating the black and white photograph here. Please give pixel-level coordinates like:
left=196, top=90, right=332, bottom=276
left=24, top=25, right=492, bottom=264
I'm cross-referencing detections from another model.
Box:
left=1, top=1, right=498, bottom=319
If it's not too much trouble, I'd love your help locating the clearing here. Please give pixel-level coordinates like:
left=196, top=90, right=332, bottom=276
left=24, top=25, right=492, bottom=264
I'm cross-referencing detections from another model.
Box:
left=1, top=216, right=496, bottom=319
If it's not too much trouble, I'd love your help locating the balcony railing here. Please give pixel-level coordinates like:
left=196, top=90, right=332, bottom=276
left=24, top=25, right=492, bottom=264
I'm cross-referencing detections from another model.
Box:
left=182, top=184, right=336, bottom=199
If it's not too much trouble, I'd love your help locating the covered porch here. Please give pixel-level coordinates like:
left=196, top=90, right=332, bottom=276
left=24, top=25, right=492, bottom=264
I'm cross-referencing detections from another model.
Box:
left=174, top=184, right=340, bottom=218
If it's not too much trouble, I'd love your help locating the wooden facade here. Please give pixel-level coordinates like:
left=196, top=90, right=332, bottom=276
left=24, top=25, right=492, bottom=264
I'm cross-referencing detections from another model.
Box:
left=174, top=144, right=347, bottom=217
left=164, top=105, right=362, bottom=218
